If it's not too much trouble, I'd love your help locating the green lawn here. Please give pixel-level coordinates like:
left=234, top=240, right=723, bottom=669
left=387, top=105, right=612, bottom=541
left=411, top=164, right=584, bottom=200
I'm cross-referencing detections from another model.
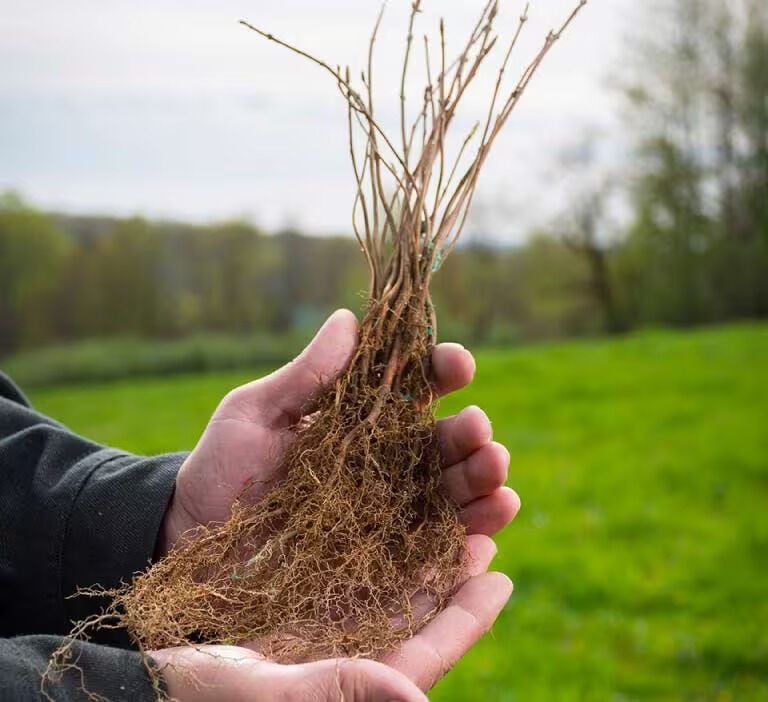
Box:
left=26, top=324, right=768, bottom=701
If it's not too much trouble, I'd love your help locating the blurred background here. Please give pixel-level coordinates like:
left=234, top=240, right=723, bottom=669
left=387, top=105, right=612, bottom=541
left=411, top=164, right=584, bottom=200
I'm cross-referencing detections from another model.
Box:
left=1, top=0, right=766, bottom=699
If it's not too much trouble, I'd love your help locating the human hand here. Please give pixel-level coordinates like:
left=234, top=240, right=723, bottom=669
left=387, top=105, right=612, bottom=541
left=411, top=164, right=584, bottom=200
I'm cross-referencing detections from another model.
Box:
left=151, top=537, right=512, bottom=700
left=154, top=309, right=519, bottom=693
left=158, top=309, right=520, bottom=556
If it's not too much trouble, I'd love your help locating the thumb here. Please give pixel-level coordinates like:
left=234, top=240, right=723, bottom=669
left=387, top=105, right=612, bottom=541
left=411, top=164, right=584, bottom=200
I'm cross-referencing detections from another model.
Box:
left=298, top=659, right=428, bottom=702
left=255, top=309, right=359, bottom=422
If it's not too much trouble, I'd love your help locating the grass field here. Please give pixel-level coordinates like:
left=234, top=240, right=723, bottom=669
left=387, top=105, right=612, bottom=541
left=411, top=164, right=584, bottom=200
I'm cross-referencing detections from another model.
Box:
left=26, top=324, right=768, bottom=701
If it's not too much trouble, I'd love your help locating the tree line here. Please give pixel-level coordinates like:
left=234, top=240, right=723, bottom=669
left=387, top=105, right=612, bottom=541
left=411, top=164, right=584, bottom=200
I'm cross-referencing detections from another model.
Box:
left=1, top=0, right=766, bottom=357
left=0, top=198, right=603, bottom=355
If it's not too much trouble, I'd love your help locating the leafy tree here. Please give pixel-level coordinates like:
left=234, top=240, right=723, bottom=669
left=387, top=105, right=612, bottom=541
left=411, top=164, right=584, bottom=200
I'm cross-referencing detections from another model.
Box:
left=620, top=0, right=768, bottom=325
left=0, top=193, right=71, bottom=353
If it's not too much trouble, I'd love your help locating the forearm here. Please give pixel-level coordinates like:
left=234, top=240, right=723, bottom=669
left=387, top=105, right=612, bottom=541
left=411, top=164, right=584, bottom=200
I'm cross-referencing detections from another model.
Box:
left=57, top=449, right=186, bottom=641
left=0, top=372, right=185, bottom=639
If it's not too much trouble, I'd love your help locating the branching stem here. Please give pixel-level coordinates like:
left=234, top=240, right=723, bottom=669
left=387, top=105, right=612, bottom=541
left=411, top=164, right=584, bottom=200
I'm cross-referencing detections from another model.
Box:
left=242, top=1, right=588, bottom=391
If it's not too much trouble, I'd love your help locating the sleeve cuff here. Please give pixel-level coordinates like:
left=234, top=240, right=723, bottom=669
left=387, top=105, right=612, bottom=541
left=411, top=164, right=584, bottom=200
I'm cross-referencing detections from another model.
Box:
left=0, top=635, right=166, bottom=702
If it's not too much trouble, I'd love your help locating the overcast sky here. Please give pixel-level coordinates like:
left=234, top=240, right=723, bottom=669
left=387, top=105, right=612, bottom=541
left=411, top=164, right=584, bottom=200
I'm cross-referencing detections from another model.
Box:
left=0, top=0, right=634, bottom=241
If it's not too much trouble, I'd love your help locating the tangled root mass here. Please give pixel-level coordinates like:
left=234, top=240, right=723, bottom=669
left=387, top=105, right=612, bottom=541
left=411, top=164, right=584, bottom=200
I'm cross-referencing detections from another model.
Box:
left=116, top=299, right=467, bottom=661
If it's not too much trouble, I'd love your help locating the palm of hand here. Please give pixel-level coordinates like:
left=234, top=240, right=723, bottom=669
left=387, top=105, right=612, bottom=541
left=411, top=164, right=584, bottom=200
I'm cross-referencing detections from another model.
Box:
left=169, top=408, right=292, bottom=534
left=160, top=311, right=518, bottom=551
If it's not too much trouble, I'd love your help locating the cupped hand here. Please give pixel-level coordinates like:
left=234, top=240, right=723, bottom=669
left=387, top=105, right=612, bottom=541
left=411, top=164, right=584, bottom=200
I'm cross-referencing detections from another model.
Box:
left=158, top=309, right=520, bottom=556
left=151, top=537, right=512, bottom=701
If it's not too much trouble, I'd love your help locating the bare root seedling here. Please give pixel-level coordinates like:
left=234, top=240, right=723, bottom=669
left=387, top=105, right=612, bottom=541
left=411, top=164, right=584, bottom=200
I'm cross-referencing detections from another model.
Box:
left=45, top=2, right=587, bottom=697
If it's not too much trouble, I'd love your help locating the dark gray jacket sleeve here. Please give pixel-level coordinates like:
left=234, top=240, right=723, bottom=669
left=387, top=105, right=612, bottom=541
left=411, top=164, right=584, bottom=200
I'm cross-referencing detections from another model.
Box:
left=0, top=371, right=186, bottom=700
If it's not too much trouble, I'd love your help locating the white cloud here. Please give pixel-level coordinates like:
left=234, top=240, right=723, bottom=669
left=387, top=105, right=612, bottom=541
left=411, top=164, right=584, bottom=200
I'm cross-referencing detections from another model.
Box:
left=0, top=0, right=631, bottom=240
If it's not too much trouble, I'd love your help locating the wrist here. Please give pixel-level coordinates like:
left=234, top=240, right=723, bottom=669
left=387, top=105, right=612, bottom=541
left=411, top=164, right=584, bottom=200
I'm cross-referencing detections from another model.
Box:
left=155, top=497, right=197, bottom=560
